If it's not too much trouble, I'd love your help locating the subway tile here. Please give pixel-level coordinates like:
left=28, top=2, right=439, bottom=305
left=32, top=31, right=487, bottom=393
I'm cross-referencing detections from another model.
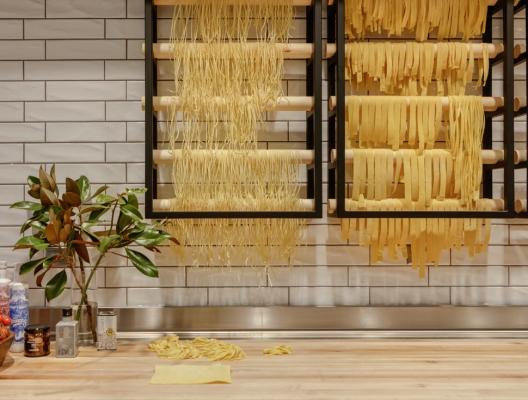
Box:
left=0, top=144, right=23, bottom=164
left=46, top=0, right=126, bottom=18
left=24, top=19, right=104, bottom=39
left=46, top=122, right=126, bottom=142
left=0, top=186, right=23, bottom=205
left=46, top=81, right=126, bottom=101
left=0, top=248, right=29, bottom=265
left=303, top=224, right=343, bottom=245
left=106, top=19, right=144, bottom=39
left=126, top=163, right=144, bottom=184
left=0, top=103, right=23, bottom=122
left=0, top=20, right=23, bottom=39
left=451, top=245, right=528, bottom=266
left=25, top=61, right=104, bottom=80
left=0, top=0, right=44, bottom=18
left=25, top=102, right=105, bottom=122
left=451, top=287, right=528, bottom=306
left=127, top=288, right=207, bottom=306
left=270, top=266, right=348, bottom=287
left=46, top=40, right=126, bottom=60
left=98, top=289, right=127, bottom=307
left=127, top=40, right=144, bottom=59
left=0, top=41, right=45, bottom=60
left=105, top=60, right=144, bottom=80
left=127, top=122, right=145, bottom=141
left=488, top=225, right=509, bottom=245
left=294, top=245, right=370, bottom=266
left=0, top=227, right=20, bottom=247
left=510, top=225, right=528, bottom=244
left=0, top=165, right=40, bottom=185
left=208, top=287, right=288, bottom=306
left=0, top=82, right=45, bottom=101
left=86, top=248, right=128, bottom=267
left=429, top=266, right=509, bottom=287
left=128, top=0, right=145, bottom=18
left=53, top=164, right=126, bottom=184
left=0, top=206, right=30, bottom=226
left=28, top=289, right=45, bottom=307
left=25, top=143, right=105, bottom=163
left=187, top=267, right=267, bottom=287
left=289, top=287, right=369, bottom=306
left=0, top=61, right=23, bottom=80
left=106, top=143, right=144, bottom=162
left=509, top=267, right=528, bottom=286
left=106, top=101, right=144, bottom=121
left=106, top=267, right=185, bottom=288
left=126, top=81, right=145, bottom=101
left=349, top=266, right=428, bottom=287
left=370, top=287, right=450, bottom=306
left=0, top=123, right=45, bottom=143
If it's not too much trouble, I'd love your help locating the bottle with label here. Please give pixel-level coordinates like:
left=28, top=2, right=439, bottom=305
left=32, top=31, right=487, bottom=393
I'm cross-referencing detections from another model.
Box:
left=0, top=261, right=10, bottom=319
left=9, top=262, right=29, bottom=352
left=56, top=308, right=78, bottom=358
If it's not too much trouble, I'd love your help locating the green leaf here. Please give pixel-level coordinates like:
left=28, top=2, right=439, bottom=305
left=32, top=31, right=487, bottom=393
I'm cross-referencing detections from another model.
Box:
left=88, top=206, right=110, bottom=221
left=95, top=194, right=116, bottom=204
left=127, top=193, right=138, bottom=209
left=133, top=230, right=172, bottom=247
left=81, top=220, right=103, bottom=230
left=20, top=255, right=55, bottom=275
left=121, top=204, right=143, bottom=222
left=45, top=270, right=67, bottom=302
left=126, top=188, right=148, bottom=194
left=77, top=204, right=107, bottom=217
left=27, top=176, right=40, bottom=187
left=29, top=221, right=47, bottom=233
left=125, top=248, right=158, bottom=278
left=97, top=235, right=122, bottom=254
left=10, top=201, right=44, bottom=211
left=116, top=212, right=132, bottom=235
left=76, top=176, right=90, bottom=202
left=14, top=236, right=49, bottom=251
left=87, top=185, right=110, bottom=202
left=81, top=228, right=101, bottom=244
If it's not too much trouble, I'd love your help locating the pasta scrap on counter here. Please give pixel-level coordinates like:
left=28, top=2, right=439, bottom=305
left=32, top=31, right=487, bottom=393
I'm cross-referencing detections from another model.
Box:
left=263, top=345, right=293, bottom=357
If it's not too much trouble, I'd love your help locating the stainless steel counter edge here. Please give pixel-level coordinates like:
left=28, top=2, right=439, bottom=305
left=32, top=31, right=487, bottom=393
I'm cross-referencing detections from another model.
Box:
left=30, top=306, right=528, bottom=339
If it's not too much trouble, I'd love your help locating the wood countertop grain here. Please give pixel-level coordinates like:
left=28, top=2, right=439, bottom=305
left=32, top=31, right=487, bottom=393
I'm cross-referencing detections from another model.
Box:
left=1, top=339, right=528, bottom=399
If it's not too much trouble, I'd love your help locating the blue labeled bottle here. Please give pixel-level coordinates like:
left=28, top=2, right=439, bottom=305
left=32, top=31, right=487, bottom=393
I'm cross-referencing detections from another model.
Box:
left=9, top=263, right=29, bottom=353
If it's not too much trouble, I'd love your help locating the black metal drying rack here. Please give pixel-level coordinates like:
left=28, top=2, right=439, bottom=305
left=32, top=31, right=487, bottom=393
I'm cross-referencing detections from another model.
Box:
left=144, top=0, right=322, bottom=219
left=327, top=0, right=517, bottom=219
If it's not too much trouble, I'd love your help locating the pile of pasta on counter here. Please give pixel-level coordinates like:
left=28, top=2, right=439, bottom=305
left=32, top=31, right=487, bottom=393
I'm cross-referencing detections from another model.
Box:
left=339, top=0, right=496, bottom=277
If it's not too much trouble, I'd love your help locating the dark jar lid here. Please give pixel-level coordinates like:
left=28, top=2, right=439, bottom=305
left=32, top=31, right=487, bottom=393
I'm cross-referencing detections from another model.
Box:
left=24, top=324, right=50, bottom=333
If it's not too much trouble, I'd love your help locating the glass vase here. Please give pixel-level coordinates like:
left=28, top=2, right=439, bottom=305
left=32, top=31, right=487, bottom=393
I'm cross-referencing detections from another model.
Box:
left=71, top=269, right=98, bottom=347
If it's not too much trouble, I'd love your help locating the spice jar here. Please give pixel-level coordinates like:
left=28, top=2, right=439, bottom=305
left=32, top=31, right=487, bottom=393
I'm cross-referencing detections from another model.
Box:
left=24, top=324, right=50, bottom=357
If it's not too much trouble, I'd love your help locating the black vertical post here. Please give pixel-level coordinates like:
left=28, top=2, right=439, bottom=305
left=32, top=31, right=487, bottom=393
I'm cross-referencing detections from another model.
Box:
left=145, top=0, right=158, bottom=219
left=327, top=1, right=337, bottom=211
left=336, top=0, right=346, bottom=216
left=482, top=8, right=494, bottom=200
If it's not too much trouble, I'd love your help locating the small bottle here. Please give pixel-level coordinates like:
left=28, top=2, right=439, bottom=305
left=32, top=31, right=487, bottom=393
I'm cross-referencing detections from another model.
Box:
left=56, top=308, right=78, bottom=358
left=0, top=261, right=10, bottom=318
left=9, top=263, right=29, bottom=353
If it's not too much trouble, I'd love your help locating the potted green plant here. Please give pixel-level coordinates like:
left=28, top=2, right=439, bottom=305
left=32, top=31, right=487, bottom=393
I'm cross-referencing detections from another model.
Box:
left=10, top=165, right=178, bottom=345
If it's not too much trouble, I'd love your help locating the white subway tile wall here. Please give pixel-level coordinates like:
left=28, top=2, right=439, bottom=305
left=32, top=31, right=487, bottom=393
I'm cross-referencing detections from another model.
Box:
left=0, top=2, right=526, bottom=307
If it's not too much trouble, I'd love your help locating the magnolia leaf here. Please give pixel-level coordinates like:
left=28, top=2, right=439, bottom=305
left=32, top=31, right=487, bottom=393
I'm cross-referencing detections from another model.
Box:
left=64, top=208, right=73, bottom=225
left=121, top=204, right=143, bottom=222
left=125, top=248, right=158, bottom=278
left=87, top=185, right=110, bottom=202
left=39, top=166, right=52, bottom=191
left=40, top=187, right=59, bottom=207
left=48, top=207, right=56, bottom=224
left=73, top=232, right=90, bottom=263
left=127, top=193, right=138, bottom=209
left=59, top=228, right=69, bottom=243
left=45, top=270, right=67, bottom=302
left=28, top=176, right=40, bottom=187
left=144, top=246, right=162, bottom=253
left=56, top=210, right=65, bottom=223
left=76, top=176, right=90, bottom=202
left=77, top=204, right=106, bottom=216
left=65, top=177, right=80, bottom=196
left=20, top=255, right=54, bottom=275
left=93, top=229, right=117, bottom=237
left=50, top=164, right=58, bottom=195
left=45, top=223, right=60, bottom=245
left=80, top=229, right=101, bottom=244
left=116, top=212, right=132, bottom=235
left=29, top=221, right=47, bottom=233
left=29, top=248, right=39, bottom=260
left=81, top=220, right=103, bottom=230
left=10, top=201, right=44, bottom=211
left=28, top=190, right=40, bottom=199
left=97, top=235, right=122, bottom=254
left=14, top=236, right=49, bottom=251
left=133, top=230, right=173, bottom=247
left=36, top=267, right=52, bottom=288
left=62, top=192, right=82, bottom=207
left=95, top=194, right=116, bottom=204
left=126, top=188, right=148, bottom=194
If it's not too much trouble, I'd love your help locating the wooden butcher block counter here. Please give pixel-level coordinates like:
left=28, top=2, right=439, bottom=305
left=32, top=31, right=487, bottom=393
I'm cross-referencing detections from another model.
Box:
left=1, top=338, right=528, bottom=399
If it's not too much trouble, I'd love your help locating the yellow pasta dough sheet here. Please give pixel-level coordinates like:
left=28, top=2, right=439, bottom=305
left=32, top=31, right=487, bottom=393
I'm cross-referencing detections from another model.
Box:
left=150, top=364, right=232, bottom=385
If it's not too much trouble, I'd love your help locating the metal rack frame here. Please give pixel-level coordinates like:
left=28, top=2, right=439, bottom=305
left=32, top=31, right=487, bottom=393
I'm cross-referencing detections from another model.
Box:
left=144, top=0, right=323, bottom=219
left=327, top=0, right=517, bottom=219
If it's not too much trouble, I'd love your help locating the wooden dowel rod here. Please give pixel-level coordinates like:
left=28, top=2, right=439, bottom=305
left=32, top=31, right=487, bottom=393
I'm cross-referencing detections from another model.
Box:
left=153, top=149, right=314, bottom=164
left=514, top=44, right=526, bottom=59
left=153, top=199, right=315, bottom=212
left=330, top=149, right=521, bottom=165
left=514, top=97, right=526, bottom=112
left=155, top=0, right=312, bottom=4
left=516, top=150, right=527, bottom=164
left=328, top=199, right=505, bottom=214
left=515, top=199, right=527, bottom=213
left=143, top=43, right=314, bottom=60
left=329, top=96, right=505, bottom=111
left=328, top=0, right=518, bottom=6
left=325, top=43, right=503, bottom=59
left=143, top=96, right=314, bottom=112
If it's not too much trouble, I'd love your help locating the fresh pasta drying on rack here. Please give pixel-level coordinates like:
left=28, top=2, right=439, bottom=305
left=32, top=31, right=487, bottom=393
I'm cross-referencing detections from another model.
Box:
left=164, top=0, right=306, bottom=269
left=344, top=0, right=488, bottom=41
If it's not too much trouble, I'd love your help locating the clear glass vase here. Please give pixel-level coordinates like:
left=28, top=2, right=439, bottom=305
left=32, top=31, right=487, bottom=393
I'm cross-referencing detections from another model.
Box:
left=71, top=269, right=98, bottom=347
